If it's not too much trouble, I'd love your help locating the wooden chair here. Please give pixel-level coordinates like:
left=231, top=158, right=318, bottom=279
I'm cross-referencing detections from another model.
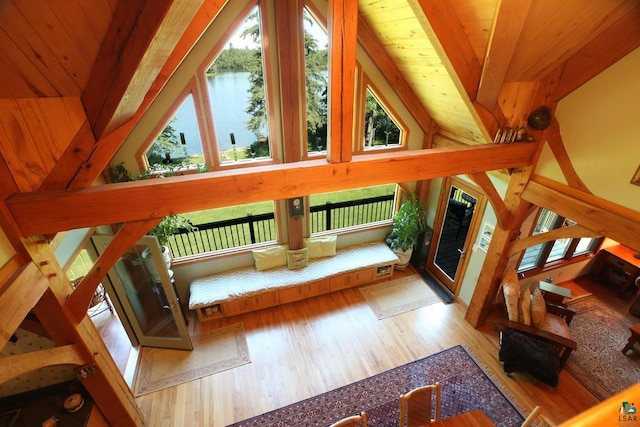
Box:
left=521, top=406, right=542, bottom=427
left=330, top=411, right=367, bottom=427
left=399, top=382, right=441, bottom=427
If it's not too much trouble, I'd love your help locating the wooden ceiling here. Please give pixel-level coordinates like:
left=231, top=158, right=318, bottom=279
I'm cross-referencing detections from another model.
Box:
left=0, top=0, right=638, bottom=145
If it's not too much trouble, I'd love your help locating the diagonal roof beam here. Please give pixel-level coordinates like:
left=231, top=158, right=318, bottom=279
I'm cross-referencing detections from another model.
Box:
left=555, top=3, right=640, bottom=100
left=7, top=143, right=536, bottom=236
left=82, top=0, right=205, bottom=140
left=411, top=0, right=504, bottom=138
left=476, top=0, right=533, bottom=111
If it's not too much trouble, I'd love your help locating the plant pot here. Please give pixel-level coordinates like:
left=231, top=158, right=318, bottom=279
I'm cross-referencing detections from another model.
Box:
left=393, top=247, right=413, bottom=271
left=141, top=245, right=172, bottom=282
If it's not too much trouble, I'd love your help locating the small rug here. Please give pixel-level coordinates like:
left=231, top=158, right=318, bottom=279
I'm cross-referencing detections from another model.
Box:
left=565, top=295, right=640, bottom=400
left=229, top=346, right=524, bottom=427
left=359, top=275, right=442, bottom=319
left=132, top=323, right=250, bottom=396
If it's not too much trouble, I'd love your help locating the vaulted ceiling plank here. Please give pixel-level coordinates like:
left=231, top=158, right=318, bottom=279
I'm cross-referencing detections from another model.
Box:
left=555, top=3, right=640, bottom=100
left=82, top=0, right=204, bottom=139
left=476, top=0, right=533, bottom=111
left=7, top=143, right=536, bottom=236
left=357, top=15, right=434, bottom=135
left=546, top=118, right=591, bottom=193
left=522, top=176, right=640, bottom=251
left=468, top=171, right=512, bottom=230
left=327, top=0, right=358, bottom=163
left=67, top=218, right=160, bottom=322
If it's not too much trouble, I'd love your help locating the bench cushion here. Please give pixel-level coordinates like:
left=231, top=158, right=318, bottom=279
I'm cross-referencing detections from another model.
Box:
left=189, top=241, right=399, bottom=310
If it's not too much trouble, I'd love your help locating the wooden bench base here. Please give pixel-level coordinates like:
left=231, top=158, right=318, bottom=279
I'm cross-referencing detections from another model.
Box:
left=196, top=264, right=394, bottom=321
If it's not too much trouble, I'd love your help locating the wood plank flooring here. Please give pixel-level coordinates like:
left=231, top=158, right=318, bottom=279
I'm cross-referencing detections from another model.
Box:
left=98, top=266, right=634, bottom=426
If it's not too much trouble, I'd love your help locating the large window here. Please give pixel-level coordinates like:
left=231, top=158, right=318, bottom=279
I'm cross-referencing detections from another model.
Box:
left=309, top=185, right=397, bottom=234
left=303, top=6, right=328, bottom=155
left=518, top=209, right=601, bottom=274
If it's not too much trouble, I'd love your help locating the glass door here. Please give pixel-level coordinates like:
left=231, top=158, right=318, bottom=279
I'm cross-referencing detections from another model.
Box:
left=92, top=235, right=192, bottom=350
left=427, top=177, right=485, bottom=295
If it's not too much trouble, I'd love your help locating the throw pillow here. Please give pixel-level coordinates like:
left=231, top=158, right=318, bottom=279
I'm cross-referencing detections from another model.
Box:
left=252, top=245, right=288, bottom=271
left=303, top=235, right=337, bottom=259
left=521, top=288, right=532, bottom=326
left=531, top=288, right=546, bottom=327
left=502, top=281, right=520, bottom=323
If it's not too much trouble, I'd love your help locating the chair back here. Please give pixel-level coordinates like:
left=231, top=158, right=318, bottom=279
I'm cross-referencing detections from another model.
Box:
left=520, top=406, right=542, bottom=427
left=330, top=411, right=367, bottom=427
left=399, top=382, right=441, bottom=427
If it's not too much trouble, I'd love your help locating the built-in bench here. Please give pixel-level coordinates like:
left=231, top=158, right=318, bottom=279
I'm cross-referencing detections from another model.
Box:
left=188, top=240, right=399, bottom=321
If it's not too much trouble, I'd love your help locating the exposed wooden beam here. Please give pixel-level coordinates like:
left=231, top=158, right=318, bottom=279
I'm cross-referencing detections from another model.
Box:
left=0, top=344, right=86, bottom=384
left=275, top=0, right=304, bottom=163
left=412, top=0, right=481, bottom=101
left=556, top=4, right=640, bottom=100
left=327, top=0, right=358, bottom=163
left=468, top=172, right=512, bottom=230
left=522, top=176, right=640, bottom=250
left=0, top=263, right=49, bottom=349
left=546, top=118, right=591, bottom=193
left=82, top=0, right=204, bottom=139
left=357, top=15, right=433, bottom=135
left=477, top=0, right=533, bottom=110
left=67, top=219, right=160, bottom=322
left=7, top=144, right=536, bottom=236
left=508, top=224, right=601, bottom=257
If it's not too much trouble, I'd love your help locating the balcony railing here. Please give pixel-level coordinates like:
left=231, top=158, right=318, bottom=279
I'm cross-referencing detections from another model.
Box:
left=169, top=193, right=395, bottom=258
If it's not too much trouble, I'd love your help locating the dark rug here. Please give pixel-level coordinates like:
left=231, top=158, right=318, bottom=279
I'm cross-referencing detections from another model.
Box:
left=566, top=295, right=640, bottom=401
left=229, top=346, right=524, bottom=427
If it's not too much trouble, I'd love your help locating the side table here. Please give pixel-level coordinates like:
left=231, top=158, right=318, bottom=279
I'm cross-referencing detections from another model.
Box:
left=539, top=281, right=572, bottom=306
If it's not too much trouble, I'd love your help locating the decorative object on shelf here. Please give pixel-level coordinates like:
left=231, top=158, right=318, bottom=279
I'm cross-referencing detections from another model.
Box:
left=493, top=124, right=529, bottom=144
left=288, top=197, right=304, bottom=217
left=385, top=194, right=428, bottom=269
left=527, top=106, right=552, bottom=130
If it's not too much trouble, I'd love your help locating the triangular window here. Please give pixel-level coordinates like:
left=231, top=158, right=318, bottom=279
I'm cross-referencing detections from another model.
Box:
left=363, top=87, right=403, bottom=149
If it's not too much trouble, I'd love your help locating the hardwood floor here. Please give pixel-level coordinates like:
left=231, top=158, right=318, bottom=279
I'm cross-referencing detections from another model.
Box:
left=94, top=267, right=640, bottom=426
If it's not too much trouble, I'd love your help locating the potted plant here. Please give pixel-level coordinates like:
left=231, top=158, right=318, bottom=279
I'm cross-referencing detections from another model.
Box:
left=142, top=214, right=196, bottom=281
left=386, top=194, right=428, bottom=269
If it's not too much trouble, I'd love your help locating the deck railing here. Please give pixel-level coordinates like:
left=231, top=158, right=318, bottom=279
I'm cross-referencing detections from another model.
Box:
left=169, top=193, right=395, bottom=257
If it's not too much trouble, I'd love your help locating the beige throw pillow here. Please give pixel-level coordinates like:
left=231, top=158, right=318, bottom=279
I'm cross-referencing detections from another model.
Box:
left=520, top=288, right=532, bottom=326
left=531, top=288, right=546, bottom=327
left=502, top=281, right=520, bottom=322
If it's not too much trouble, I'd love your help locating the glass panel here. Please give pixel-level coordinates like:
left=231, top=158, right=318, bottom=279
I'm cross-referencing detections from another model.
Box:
left=309, top=185, right=396, bottom=234
left=206, top=6, right=271, bottom=163
left=547, top=218, right=574, bottom=261
left=575, top=237, right=597, bottom=255
left=146, top=93, right=204, bottom=168
left=112, top=243, right=181, bottom=339
left=172, top=201, right=277, bottom=256
left=303, top=7, right=328, bottom=154
left=519, top=244, right=545, bottom=271
left=433, top=186, right=477, bottom=281
left=363, top=88, right=402, bottom=149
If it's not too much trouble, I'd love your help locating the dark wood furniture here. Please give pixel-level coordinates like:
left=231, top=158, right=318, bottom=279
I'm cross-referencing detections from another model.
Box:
left=622, top=323, right=640, bottom=355
left=495, top=302, right=577, bottom=369
left=539, top=281, right=572, bottom=307
left=590, top=245, right=640, bottom=295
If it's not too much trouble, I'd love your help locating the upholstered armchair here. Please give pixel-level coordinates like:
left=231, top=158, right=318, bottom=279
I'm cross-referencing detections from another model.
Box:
left=495, top=268, right=577, bottom=385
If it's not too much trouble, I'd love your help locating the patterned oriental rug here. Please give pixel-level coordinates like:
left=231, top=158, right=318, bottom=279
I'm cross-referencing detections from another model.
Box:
left=229, top=346, right=524, bottom=427
left=566, top=295, right=640, bottom=401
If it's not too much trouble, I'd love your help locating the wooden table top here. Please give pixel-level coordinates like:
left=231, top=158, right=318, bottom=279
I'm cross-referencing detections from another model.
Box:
left=429, top=410, right=495, bottom=427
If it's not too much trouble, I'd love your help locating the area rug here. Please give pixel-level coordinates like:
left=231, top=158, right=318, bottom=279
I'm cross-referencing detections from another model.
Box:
left=132, top=323, right=250, bottom=396
left=229, top=345, right=525, bottom=427
left=565, top=295, right=640, bottom=401
left=359, top=275, right=442, bottom=319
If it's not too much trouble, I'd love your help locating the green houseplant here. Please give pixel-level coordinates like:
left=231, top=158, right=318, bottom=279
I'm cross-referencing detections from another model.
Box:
left=386, top=194, right=428, bottom=269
